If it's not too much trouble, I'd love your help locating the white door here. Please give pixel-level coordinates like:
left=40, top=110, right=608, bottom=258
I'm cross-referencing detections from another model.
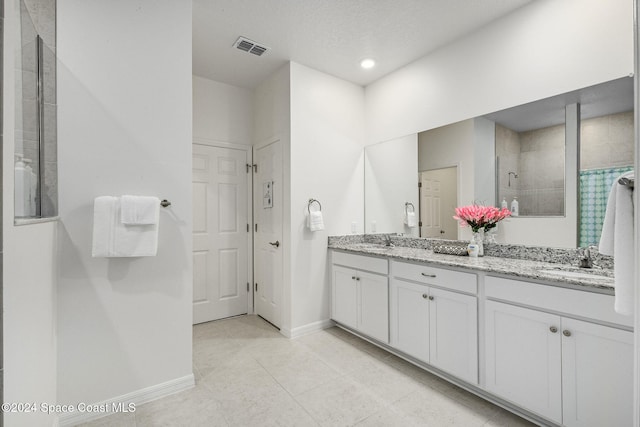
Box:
left=192, top=144, right=249, bottom=324
left=420, top=167, right=457, bottom=239
left=485, top=300, right=562, bottom=424
left=358, top=271, right=389, bottom=343
left=331, top=266, right=358, bottom=330
left=389, top=278, right=429, bottom=362
left=254, top=140, right=283, bottom=328
left=428, top=287, right=478, bottom=384
left=561, top=318, right=633, bottom=427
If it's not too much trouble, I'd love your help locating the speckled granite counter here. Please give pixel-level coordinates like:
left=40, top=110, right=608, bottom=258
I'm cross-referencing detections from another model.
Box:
left=328, top=241, right=615, bottom=293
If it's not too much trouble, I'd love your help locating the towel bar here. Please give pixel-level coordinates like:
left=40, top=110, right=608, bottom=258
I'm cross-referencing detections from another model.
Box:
left=405, top=202, right=415, bottom=213
left=618, top=177, right=634, bottom=189
left=308, top=198, right=321, bottom=213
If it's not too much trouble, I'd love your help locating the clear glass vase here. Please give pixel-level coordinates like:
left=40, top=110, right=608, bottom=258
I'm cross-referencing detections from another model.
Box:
left=471, top=230, right=484, bottom=256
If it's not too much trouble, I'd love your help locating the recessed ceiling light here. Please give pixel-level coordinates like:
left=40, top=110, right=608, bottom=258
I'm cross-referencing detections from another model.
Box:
left=360, top=59, right=376, bottom=69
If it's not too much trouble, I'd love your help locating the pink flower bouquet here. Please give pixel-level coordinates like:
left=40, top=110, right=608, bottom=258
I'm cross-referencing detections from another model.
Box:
left=453, top=204, right=511, bottom=233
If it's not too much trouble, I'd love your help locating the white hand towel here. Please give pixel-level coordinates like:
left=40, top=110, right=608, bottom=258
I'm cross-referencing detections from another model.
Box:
left=309, top=211, right=325, bottom=232
left=121, top=195, right=160, bottom=225
left=92, top=196, right=118, bottom=257
left=599, top=172, right=634, bottom=315
left=92, top=196, right=160, bottom=257
left=405, top=211, right=417, bottom=228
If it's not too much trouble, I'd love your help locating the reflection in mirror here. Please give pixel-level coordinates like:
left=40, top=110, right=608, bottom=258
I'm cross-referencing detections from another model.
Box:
left=493, top=117, right=566, bottom=217
left=364, top=134, right=418, bottom=236
left=364, top=77, right=633, bottom=248
left=578, top=78, right=634, bottom=246
left=419, top=167, right=458, bottom=239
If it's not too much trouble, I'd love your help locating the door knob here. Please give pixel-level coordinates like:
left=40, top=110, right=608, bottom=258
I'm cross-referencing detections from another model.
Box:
left=269, top=240, right=280, bottom=248
left=549, top=326, right=558, bottom=333
left=563, top=330, right=572, bottom=337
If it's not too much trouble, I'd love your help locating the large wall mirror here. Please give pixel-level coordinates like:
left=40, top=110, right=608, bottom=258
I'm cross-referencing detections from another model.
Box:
left=364, top=77, right=633, bottom=249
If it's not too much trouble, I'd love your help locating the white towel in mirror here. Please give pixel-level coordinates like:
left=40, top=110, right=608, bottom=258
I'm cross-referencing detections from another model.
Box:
left=405, top=211, right=417, bottom=228
left=308, top=211, right=325, bottom=232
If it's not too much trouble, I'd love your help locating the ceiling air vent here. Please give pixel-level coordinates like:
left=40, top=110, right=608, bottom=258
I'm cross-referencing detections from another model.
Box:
left=233, top=37, right=269, bottom=57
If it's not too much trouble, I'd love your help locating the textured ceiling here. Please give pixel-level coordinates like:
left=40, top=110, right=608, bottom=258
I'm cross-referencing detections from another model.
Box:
left=193, top=0, right=533, bottom=89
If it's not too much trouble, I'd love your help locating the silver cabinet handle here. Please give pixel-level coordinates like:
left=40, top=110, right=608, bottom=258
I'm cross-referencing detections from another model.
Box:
left=351, top=276, right=356, bottom=280
left=421, top=273, right=437, bottom=278
left=550, top=326, right=558, bottom=333
left=428, top=295, right=434, bottom=301
left=269, top=240, right=280, bottom=248
left=422, top=293, right=428, bottom=299
left=355, top=277, right=360, bottom=281
left=563, top=330, right=572, bottom=337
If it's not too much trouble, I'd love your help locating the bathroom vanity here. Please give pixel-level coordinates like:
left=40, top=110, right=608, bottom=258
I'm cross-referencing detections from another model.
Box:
left=328, top=238, right=632, bottom=427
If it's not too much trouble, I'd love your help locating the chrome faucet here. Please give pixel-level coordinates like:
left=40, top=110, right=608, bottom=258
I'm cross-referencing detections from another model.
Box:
left=579, top=247, right=593, bottom=269
left=384, top=234, right=393, bottom=247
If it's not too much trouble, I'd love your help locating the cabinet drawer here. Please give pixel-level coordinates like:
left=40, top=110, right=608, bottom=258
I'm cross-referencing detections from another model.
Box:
left=485, top=276, right=632, bottom=328
left=391, top=260, right=476, bottom=294
left=332, top=251, right=388, bottom=275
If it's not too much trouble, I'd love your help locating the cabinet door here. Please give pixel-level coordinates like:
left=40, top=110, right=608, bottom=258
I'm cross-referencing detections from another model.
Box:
left=561, top=318, right=633, bottom=427
left=358, top=271, right=389, bottom=343
left=389, top=278, right=429, bottom=362
left=332, top=266, right=358, bottom=329
left=485, top=300, right=562, bottom=423
left=429, top=288, right=478, bottom=384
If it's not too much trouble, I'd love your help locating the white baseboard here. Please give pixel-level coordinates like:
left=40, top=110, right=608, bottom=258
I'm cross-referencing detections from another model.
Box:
left=281, top=319, right=334, bottom=339
left=57, top=373, right=195, bottom=426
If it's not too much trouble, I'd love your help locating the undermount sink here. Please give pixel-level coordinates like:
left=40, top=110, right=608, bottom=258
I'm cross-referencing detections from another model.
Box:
left=538, top=269, right=607, bottom=280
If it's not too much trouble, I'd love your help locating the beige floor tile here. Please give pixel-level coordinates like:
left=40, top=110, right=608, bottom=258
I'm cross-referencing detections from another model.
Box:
left=355, top=405, right=421, bottom=427
left=391, top=387, right=491, bottom=426
left=295, top=375, right=388, bottom=426
left=297, top=330, right=377, bottom=375
left=256, top=346, right=341, bottom=396
left=225, top=389, right=318, bottom=427
left=483, top=408, right=537, bottom=427
left=347, top=356, right=421, bottom=405
left=76, top=411, right=136, bottom=427
left=135, top=385, right=228, bottom=427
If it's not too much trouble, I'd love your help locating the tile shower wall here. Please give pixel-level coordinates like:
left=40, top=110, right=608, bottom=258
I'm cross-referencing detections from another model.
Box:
left=496, top=124, right=520, bottom=206
left=519, top=123, right=565, bottom=216
left=496, top=123, right=565, bottom=216
left=15, top=0, right=56, bottom=218
left=581, top=111, right=634, bottom=170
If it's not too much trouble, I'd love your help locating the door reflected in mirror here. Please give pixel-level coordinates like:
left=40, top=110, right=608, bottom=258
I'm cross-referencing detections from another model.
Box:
left=419, top=167, right=458, bottom=239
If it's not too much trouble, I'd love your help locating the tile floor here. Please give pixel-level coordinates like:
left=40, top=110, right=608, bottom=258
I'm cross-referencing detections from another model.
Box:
left=81, top=315, right=536, bottom=426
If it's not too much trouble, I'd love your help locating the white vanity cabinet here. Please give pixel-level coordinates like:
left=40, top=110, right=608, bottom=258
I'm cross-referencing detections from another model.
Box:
left=331, top=252, right=389, bottom=343
left=484, top=276, right=633, bottom=427
left=390, top=261, right=478, bottom=384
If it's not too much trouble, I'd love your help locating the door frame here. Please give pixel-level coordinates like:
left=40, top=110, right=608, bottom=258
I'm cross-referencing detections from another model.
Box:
left=193, top=137, right=254, bottom=315
left=252, top=135, right=285, bottom=326
left=418, top=163, right=460, bottom=239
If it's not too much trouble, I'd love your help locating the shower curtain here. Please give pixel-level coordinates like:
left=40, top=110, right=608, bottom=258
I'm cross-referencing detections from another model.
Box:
left=579, top=166, right=633, bottom=247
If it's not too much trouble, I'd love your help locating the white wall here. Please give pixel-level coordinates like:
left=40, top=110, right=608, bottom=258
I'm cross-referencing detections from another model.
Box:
left=289, top=62, right=365, bottom=334
left=193, top=76, right=253, bottom=145
left=365, top=134, right=418, bottom=236
left=253, top=64, right=292, bottom=331
left=365, top=0, right=633, bottom=144
left=3, top=0, right=58, bottom=424
left=56, top=0, right=193, bottom=414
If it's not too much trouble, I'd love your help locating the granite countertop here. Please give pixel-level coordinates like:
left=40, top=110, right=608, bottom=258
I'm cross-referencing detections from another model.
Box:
left=328, top=242, right=615, bottom=293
